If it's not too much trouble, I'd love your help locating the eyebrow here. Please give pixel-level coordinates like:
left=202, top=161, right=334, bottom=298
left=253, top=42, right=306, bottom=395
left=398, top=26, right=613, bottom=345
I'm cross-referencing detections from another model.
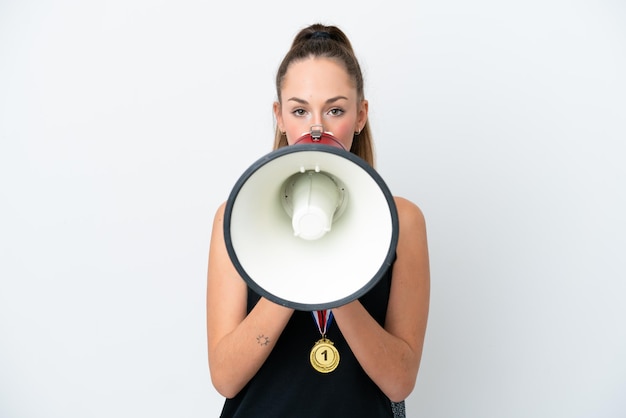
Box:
left=286, top=96, right=349, bottom=105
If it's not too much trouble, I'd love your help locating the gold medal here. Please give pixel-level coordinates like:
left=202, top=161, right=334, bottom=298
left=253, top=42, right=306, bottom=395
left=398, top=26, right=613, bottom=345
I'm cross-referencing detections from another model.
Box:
left=309, top=337, right=340, bottom=373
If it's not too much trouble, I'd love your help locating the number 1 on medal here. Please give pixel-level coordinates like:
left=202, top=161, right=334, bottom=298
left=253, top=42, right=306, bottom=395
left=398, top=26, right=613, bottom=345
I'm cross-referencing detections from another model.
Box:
left=310, top=338, right=339, bottom=373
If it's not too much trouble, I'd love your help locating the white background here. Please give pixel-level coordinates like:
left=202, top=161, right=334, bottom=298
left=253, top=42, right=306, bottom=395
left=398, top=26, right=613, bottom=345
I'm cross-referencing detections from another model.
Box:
left=1, top=1, right=625, bottom=417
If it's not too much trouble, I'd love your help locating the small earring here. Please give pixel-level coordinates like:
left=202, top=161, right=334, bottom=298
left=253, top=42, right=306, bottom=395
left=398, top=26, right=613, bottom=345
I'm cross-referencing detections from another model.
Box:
left=354, top=129, right=361, bottom=136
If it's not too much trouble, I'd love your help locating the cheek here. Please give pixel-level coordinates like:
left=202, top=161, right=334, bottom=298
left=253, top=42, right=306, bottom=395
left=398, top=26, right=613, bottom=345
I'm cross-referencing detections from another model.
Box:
left=329, top=121, right=355, bottom=149
left=283, top=119, right=308, bottom=144
left=331, top=122, right=353, bottom=138
left=285, top=126, right=309, bottom=145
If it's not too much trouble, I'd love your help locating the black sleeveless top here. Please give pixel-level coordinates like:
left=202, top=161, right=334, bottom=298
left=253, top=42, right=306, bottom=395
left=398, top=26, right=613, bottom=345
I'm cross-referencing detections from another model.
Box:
left=220, top=263, right=396, bottom=418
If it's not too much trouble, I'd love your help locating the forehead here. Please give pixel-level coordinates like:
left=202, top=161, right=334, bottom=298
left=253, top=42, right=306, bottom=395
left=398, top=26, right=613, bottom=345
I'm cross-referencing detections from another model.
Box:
left=281, top=57, right=356, bottom=98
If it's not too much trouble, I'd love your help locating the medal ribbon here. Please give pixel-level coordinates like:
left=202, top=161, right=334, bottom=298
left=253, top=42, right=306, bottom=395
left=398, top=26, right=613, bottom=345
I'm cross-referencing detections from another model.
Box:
left=311, top=309, right=334, bottom=337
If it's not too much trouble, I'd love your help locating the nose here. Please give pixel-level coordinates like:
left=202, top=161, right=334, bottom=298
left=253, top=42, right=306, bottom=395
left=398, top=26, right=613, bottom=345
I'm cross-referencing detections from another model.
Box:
left=311, top=112, right=323, bottom=127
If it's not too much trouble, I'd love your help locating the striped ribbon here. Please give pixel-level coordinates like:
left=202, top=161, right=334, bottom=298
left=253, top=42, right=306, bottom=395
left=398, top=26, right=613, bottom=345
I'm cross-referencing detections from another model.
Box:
left=311, top=309, right=334, bottom=337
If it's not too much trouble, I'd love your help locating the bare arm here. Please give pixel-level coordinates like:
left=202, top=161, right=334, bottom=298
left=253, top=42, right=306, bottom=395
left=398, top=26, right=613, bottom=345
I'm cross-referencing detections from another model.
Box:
left=206, top=202, right=294, bottom=398
left=332, top=197, right=430, bottom=402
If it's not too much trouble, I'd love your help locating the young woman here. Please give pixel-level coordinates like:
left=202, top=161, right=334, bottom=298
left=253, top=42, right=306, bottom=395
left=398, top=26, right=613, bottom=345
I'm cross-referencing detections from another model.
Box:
left=207, top=23, right=430, bottom=418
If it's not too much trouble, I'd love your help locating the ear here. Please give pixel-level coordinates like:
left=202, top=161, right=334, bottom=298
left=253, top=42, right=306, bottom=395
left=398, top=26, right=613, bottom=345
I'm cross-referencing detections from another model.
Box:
left=273, top=101, right=284, bottom=132
left=356, top=99, right=369, bottom=132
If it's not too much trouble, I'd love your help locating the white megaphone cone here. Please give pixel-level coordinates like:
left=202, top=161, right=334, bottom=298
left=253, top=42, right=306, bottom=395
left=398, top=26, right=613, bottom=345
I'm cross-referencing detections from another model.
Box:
left=223, top=128, right=398, bottom=310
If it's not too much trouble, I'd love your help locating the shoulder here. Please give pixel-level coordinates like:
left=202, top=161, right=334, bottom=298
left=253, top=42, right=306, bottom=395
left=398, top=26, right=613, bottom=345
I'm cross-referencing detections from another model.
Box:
left=208, top=201, right=230, bottom=245
left=393, top=196, right=426, bottom=230
left=216, top=200, right=228, bottom=215
left=392, top=196, right=428, bottom=257
left=211, top=201, right=228, bottom=224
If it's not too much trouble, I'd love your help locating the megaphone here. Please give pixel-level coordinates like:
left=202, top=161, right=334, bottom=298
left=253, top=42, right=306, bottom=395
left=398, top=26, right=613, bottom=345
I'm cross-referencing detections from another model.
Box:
left=224, top=129, right=399, bottom=311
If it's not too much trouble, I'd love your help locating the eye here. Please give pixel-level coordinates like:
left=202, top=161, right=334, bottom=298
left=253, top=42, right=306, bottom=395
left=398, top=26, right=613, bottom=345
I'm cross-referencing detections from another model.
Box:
left=328, top=108, right=345, bottom=116
left=292, top=108, right=307, bottom=117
